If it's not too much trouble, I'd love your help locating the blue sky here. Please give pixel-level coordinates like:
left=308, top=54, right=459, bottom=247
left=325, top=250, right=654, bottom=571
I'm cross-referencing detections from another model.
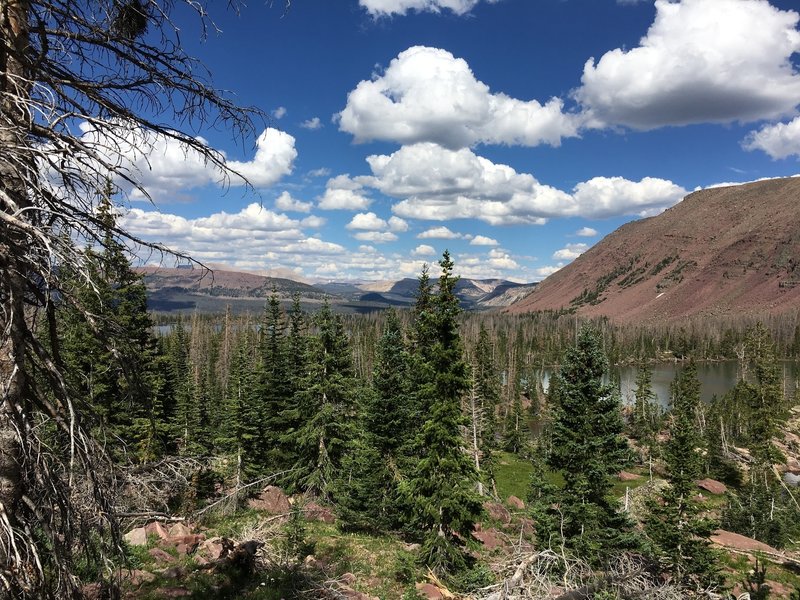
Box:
left=112, top=0, right=800, bottom=282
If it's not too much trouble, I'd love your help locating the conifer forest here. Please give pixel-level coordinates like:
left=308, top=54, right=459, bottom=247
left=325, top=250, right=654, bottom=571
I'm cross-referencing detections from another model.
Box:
left=4, top=1, right=800, bottom=599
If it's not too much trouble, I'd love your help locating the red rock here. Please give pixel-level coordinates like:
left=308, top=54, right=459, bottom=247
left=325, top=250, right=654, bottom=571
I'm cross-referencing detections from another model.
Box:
left=81, top=583, right=105, bottom=600
left=618, top=471, right=642, bottom=481
left=710, top=529, right=780, bottom=554
left=128, top=569, right=156, bottom=586
left=506, top=495, right=525, bottom=510
left=415, top=582, right=444, bottom=599
left=167, top=523, right=192, bottom=538
left=696, top=478, right=727, bottom=495
left=148, top=548, right=175, bottom=563
left=197, top=537, right=226, bottom=560
left=305, top=502, right=335, bottom=523
left=145, top=521, right=170, bottom=541
left=123, top=527, right=147, bottom=546
left=247, top=485, right=291, bottom=514
left=472, top=525, right=502, bottom=550
left=168, top=534, right=205, bottom=556
left=484, top=502, right=511, bottom=524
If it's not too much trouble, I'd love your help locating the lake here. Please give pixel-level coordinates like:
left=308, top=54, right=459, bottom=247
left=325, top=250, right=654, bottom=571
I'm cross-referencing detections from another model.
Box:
left=537, top=360, right=800, bottom=407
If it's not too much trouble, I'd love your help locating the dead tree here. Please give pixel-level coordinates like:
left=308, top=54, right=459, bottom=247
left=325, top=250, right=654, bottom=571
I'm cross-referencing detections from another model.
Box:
left=0, top=1, right=277, bottom=597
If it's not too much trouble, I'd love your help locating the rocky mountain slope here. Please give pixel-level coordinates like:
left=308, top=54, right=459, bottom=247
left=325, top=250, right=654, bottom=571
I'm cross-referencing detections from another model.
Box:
left=508, top=177, right=800, bottom=323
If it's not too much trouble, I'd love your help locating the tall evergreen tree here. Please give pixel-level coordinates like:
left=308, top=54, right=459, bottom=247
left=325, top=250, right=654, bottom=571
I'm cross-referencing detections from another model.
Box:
left=59, top=192, right=162, bottom=461
left=404, top=252, right=482, bottom=577
left=646, top=362, right=719, bottom=588
left=259, top=294, right=294, bottom=472
left=544, top=325, right=634, bottom=563
left=338, top=309, right=411, bottom=532
left=288, top=301, right=358, bottom=497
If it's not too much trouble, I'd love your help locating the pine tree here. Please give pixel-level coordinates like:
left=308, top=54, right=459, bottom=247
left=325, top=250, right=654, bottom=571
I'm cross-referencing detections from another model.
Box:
left=259, top=294, right=294, bottom=472
left=545, top=325, right=634, bottom=563
left=288, top=301, right=359, bottom=497
left=645, top=362, right=719, bottom=588
left=403, top=251, right=482, bottom=577
left=338, top=309, right=410, bottom=532
left=58, top=191, right=163, bottom=461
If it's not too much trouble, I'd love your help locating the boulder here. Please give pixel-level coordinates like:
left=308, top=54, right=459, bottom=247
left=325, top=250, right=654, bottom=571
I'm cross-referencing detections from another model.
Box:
left=148, top=547, right=175, bottom=563
left=696, top=478, right=727, bottom=495
left=784, top=472, right=800, bottom=487
left=472, top=524, right=502, bottom=550
left=305, top=502, right=335, bottom=523
left=247, top=485, right=290, bottom=514
left=197, top=537, right=228, bottom=560
left=415, top=582, right=444, bottom=599
left=167, top=523, right=192, bottom=538
left=506, top=495, right=525, bottom=510
left=128, top=569, right=156, bottom=586
left=123, top=527, right=147, bottom=547
left=710, top=529, right=780, bottom=555
left=170, top=534, right=204, bottom=556
left=145, top=521, right=170, bottom=541
left=160, top=587, right=191, bottom=598
left=617, top=471, right=642, bottom=482
left=484, top=502, right=511, bottom=524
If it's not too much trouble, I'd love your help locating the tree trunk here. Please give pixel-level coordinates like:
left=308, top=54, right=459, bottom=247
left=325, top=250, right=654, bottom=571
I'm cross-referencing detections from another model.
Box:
left=0, top=0, right=31, bottom=574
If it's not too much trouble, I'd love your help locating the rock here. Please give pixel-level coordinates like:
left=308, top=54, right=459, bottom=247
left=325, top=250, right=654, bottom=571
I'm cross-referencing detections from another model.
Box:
left=197, top=537, right=227, bottom=560
left=696, top=478, right=727, bottom=495
left=167, top=523, right=192, bottom=538
left=170, top=534, right=204, bottom=556
left=123, top=527, right=147, bottom=547
left=710, top=529, right=781, bottom=555
left=340, top=572, right=357, bottom=586
left=305, top=502, right=335, bottom=523
left=303, top=554, right=326, bottom=571
left=484, top=502, right=511, bottom=524
left=145, top=521, right=170, bottom=541
left=148, top=548, right=175, bottom=563
left=403, top=542, right=421, bottom=552
left=128, top=569, right=156, bottom=586
left=506, top=495, right=525, bottom=510
left=518, top=517, right=536, bottom=538
left=784, top=472, right=800, bottom=487
left=618, top=471, right=642, bottom=481
left=160, top=566, right=187, bottom=580
left=415, top=582, right=444, bottom=599
left=339, top=585, right=379, bottom=600
left=472, top=525, right=502, bottom=550
left=247, top=485, right=290, bottom=514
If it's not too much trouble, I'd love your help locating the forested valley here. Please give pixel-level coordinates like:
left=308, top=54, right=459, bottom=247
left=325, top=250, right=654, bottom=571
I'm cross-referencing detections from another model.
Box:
left=47, top=224, right=800, bottom=599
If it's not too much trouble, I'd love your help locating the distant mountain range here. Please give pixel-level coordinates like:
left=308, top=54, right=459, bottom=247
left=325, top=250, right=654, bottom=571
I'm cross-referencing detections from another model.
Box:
left=137, top=266, right=536, bottom=314
left=507, top=177, right=800, bottom=324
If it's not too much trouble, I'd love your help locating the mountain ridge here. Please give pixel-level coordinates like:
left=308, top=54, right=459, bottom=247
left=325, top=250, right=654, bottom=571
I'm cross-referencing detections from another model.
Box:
left=507, top=177, right=800, bottom=323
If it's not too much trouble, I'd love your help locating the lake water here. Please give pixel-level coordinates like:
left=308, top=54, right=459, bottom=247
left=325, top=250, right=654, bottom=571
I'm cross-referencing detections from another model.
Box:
left=537, top=360, right=800, bottom=407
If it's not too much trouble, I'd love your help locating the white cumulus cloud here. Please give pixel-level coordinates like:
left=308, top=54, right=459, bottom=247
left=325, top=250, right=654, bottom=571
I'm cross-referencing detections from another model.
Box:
left=338, top=46, right=580, bottom=149
left=576, top=0, right=800, bottom=129
left=470, top=235, right=499, bottom=246
left=318, top=175, right=372, bottom=210
left=227, top=128, right=297, bottom=188
left=413, top=244, right=437, bottom=256
left=417, top=226, right=463, bottom=239
left=743, top=116, right=800, bottom=159
left=364, top=143, right=686, bottom=224
left=275, top=191, right=313, bottom=213
left=353, top=231, right=399, bottom=243
left=347, top=212, right=388, bottom=230
left=73, top=122, right=296, bottom=201
left=575, top=227, right=598, bottom=237
left=300, top=117, right=323, bottom=130
left=359, top=0, right=497, bottom=17
left=553, top=243, right=588, bottom=261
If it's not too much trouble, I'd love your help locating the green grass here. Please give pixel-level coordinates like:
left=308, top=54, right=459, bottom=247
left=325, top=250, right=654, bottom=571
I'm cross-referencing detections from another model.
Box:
left=493, top=451, right=534, bottom=501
